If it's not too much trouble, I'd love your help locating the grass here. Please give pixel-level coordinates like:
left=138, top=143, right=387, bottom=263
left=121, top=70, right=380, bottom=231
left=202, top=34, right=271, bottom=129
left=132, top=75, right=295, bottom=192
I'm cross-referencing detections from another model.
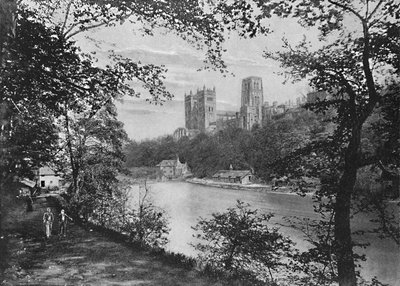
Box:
left=0, top=195, right=227, bottom=286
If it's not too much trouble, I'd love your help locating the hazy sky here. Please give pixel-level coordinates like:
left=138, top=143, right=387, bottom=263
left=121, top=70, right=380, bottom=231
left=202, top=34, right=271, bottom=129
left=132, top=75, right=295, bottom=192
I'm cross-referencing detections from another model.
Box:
left=74, top=16, right=319, bottom=140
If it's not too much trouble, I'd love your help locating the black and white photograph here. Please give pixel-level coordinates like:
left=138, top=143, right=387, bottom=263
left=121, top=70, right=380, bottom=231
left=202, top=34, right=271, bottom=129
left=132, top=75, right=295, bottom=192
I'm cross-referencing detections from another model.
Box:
left=0, top=0, right=399, bottom=285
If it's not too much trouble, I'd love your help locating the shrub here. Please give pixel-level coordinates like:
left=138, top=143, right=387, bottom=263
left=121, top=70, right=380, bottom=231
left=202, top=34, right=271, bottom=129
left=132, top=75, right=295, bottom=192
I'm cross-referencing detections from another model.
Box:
left=192, top=200, right=293, bottom=284
left=122, top=181, right=170, bottom=248
left=123, top=202, right=169, bottom=248
left=69, top=179, right=170, bottom=249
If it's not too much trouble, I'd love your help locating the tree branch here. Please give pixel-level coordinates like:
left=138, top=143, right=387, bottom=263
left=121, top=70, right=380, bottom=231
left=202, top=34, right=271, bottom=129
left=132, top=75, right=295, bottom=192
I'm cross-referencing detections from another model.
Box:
left=61, top=0, right=73, bottom=36
left=327, top=0, right=364, bottom=22
left=41, top=69, right=91, bottom=94
left=377, top=161, right=400, bottom=179
left=367, top=0, right=385, bottom=21
left=359, top=21, right=379, bottom=123
left=337, top=71, right=357, bottom=116
left=64, top=11, right=133, bottom=40
left=65, top=21, right=110, bottom=40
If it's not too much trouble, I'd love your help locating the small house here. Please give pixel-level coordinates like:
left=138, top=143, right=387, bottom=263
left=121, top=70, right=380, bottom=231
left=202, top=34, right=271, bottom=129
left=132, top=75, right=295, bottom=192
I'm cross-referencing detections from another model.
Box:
left=157, top=157, right=188, bottom=180
left=212, top=170, right=253, bottom=184
left=34, top=166, right=60, bottom=189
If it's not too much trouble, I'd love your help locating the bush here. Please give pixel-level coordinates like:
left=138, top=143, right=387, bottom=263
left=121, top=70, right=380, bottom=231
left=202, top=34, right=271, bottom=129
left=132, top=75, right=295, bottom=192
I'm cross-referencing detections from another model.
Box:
left=122, top=202, right=169, bottom=248
left=121, top=181, right=170, bottom=248
left=192, top=200, right=293, bottom=284
left=69, top=179, right=170, bottom=249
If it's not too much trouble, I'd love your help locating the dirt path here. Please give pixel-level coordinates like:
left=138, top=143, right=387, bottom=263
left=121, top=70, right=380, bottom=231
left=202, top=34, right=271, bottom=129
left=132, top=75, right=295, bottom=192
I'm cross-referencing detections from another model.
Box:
left=1, top=197, right=222, bottom=286
left=1, top=223, right=225, bottom=286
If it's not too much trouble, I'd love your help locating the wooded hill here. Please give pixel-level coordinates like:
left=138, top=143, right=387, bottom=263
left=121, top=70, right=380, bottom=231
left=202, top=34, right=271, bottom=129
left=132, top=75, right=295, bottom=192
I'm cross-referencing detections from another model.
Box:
left=125, top=108, right=329, bottom=181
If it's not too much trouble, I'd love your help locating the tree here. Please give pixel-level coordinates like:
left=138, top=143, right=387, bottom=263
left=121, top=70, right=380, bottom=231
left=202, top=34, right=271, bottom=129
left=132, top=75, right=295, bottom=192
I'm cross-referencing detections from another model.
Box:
left=1, top=9, right=150, bottom=187
left=1, top=0, right=235, bottom=243
left=208, top=0, right=399, bottom=285
left=251, top=114, right=313, bottom=182
left=1, top=0, right=237, bottom=184
left=0, top=3, right=187, bottom=235
left=0, top=0, right=16, bottom=66
left=182, top=133, right=219, bottom=177
left=0, top=0, right=18, bottom=234
left=192, top=200, right=293, bottom=284
left=64, top=102, right=128, bottom=217
left=259, top=1, right=397, bottom=285
left=123, top=181, right=169, bottom=248
left=29, top=0, right=232, bottom=74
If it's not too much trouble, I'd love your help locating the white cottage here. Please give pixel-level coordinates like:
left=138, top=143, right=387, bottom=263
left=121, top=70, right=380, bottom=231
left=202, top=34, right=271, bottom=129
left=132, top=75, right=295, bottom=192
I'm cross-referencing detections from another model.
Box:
left=34, top=166, right=60, bottom=189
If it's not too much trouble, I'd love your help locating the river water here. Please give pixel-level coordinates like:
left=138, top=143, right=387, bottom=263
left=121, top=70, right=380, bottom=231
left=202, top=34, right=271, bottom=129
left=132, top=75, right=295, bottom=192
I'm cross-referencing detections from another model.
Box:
left=129, top=181, right=399, bottom=285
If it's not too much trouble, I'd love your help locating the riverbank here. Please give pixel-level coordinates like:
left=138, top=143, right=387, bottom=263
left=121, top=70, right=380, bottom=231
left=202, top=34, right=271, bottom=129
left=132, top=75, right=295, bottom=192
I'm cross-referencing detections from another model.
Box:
left=185, top=177, right=321, bottom=197
left=186, top=177, right=310, bottom=195
left=0, top=195, right=226, bottom=286
left=1, top=225, right=228, bottom=286
left=186, top=177, right=271, bottom=191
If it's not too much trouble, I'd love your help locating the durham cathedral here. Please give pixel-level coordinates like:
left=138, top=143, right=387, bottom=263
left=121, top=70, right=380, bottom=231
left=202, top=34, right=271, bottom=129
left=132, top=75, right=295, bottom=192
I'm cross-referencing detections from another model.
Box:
left=175, top=75, right=305, bottom=140
left=183, top=76, right=264, bottom=135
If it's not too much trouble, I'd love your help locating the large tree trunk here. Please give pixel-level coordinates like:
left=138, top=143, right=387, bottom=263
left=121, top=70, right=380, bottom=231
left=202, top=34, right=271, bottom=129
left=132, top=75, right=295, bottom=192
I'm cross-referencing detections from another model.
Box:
left=64, top=107, right=79, bottom=194
left=0, top=0, right=17, bottom=236
left=0, top=0, right=16, bottom=67
left=334, top=125, right=361, bottom=286
left=335, top=171, right=357, bottom=286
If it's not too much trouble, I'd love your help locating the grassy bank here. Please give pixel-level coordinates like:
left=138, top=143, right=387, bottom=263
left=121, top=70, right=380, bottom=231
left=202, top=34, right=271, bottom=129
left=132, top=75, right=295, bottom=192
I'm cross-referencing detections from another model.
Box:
left=0, top=193, right=243, bottom=286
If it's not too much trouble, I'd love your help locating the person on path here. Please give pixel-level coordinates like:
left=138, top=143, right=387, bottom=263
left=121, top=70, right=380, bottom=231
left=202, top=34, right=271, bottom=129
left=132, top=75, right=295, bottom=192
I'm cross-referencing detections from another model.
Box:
left=43, top=207, right=54, bottom=238
left=59, top=209, right=73, bottom=237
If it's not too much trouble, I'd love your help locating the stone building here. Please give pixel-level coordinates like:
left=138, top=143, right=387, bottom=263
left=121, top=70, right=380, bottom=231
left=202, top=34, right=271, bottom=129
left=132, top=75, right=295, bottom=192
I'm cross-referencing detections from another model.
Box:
left=239, top=77, right=264, bottom=130
left=212, top=170, right=253, bottom=184
left=216, top=111, right=239, bottom=130
left=173, top=127, right=188, bottom=141
left=157, top=157, right=188, bottom=180
left=173, top=127, right=200, bottom=141
left=262, top=101, right=280, bottom=122
left=184, top=86, right=217, bottom=132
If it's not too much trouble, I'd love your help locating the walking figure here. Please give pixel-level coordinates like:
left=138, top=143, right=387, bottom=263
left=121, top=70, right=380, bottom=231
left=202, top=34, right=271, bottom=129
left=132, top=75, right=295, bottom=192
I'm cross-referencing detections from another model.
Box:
left=43, top=207, right=54, bottom=238
left=59, top=209, right=73, bottom=237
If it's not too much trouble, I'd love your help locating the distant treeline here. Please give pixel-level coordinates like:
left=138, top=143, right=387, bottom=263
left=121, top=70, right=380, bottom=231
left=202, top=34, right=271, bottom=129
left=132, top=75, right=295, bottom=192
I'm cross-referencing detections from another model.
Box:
left=124, top=109, right=331, bottom=182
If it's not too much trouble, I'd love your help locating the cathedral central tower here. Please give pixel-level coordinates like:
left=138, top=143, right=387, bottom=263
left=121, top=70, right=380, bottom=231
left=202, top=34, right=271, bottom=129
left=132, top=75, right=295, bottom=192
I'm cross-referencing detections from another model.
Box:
left=240, top=76, right=263, bottom=130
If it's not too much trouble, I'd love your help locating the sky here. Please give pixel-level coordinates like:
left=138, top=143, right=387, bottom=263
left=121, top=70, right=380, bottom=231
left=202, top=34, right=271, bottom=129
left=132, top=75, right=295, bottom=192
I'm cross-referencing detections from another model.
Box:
left=74, top=15, right=320, bottom=140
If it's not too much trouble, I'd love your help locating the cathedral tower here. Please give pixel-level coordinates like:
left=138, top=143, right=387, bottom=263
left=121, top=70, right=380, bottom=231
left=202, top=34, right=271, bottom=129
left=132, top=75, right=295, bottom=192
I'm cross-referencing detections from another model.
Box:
left=240, top=77, right=263, bottom=130
left=184, top=86, right=216, bottom=132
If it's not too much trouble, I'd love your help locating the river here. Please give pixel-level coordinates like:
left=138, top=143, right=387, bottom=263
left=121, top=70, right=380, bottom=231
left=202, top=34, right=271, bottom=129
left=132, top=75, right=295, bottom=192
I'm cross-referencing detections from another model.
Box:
left=128, top=181, right=399, bottom=285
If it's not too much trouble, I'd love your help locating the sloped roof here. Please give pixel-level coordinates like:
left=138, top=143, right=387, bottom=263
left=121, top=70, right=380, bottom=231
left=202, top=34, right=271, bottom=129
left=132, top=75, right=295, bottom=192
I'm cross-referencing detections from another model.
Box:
left=39, top=166, right=57, bottom=176
left=157, top=160, right=177, bottom=167
left=20, top=178, right=36, bottom=188
left=212, top=170, right=252, bottom=179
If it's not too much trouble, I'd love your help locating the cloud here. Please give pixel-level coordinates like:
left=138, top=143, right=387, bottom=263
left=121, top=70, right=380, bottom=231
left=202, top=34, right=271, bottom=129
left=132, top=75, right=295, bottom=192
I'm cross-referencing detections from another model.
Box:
left=224, top=54, right=275, bottom=68
left=105, top=46, right=204, bottom=68
left=115, top=99, right=184, bottom=140
left=118, top=108, right=155, bottom=115
left=114, top=46, right=179, bottom=56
